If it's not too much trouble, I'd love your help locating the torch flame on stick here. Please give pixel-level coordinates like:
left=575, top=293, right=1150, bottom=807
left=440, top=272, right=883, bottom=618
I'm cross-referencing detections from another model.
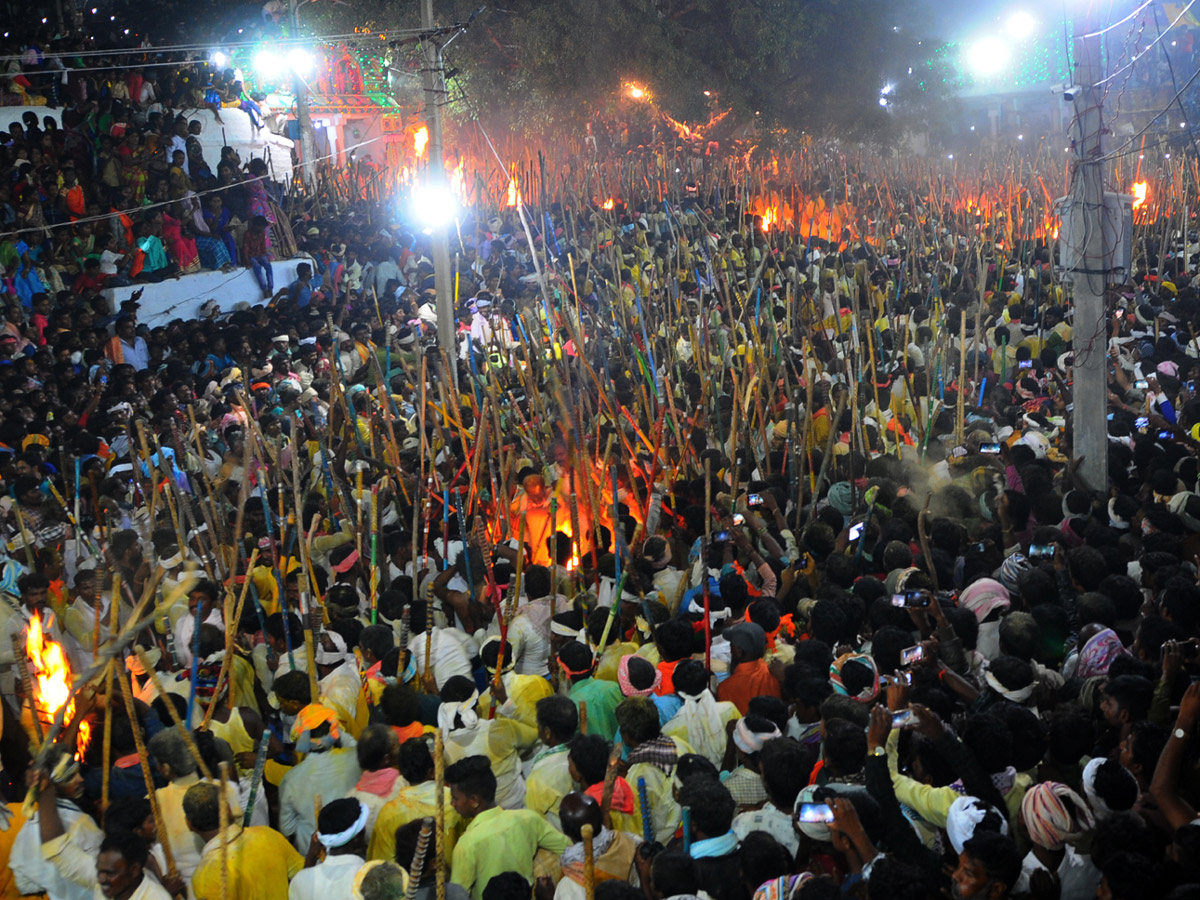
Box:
left=25, top=612, right=74, bottom=734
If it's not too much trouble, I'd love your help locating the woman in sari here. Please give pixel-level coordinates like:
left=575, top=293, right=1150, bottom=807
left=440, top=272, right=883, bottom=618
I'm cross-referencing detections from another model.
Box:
left=161, top=209, right=201, bottom=274
left=186, top=195, right=231, bottom=270
left=118, top=131, right=147, bottom=203
left=203, top=195, right=238, bottom=264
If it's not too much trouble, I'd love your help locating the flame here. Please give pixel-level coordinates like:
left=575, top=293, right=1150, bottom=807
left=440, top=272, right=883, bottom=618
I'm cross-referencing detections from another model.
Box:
left=506, top=175, right=521, bottom=207
left=761, top=209, right=776, bottom=232
left=25, top=612, right=73, bottom=731
left=413, top=126, right=428, bottom=158
left=565, top=555, right=581, bottom=571
left=76, top=719, right=91, bottom=762
left=1132, top=181, right=1148, bottom=210
left=450, top=158, right=466, bottom=201
left=602, top=198, right=615, bottom=210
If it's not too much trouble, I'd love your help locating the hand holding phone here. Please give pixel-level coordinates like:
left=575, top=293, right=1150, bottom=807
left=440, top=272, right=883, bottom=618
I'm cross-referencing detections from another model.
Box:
left=797, top=803, right=834, bottom=824
left=900, top=644, right=925, bottom=666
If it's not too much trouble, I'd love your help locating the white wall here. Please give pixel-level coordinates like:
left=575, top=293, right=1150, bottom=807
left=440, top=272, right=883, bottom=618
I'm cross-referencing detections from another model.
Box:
left=101, top=256, right=314, bottom=328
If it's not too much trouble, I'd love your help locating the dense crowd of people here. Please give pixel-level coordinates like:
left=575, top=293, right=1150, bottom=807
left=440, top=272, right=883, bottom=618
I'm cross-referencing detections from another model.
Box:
left=6, top=19, right=1200, bottom=900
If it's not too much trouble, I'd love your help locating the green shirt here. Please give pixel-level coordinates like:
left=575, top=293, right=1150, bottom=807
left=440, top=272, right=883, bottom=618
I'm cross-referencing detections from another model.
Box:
left=568, top=677, right=624, bottom=742
left=451, top=805, right=569, bottom=900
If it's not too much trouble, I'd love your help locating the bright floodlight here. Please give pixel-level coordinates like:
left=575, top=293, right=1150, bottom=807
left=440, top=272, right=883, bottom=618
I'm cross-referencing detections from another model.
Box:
left=211, top=51, right=228, bottom=68
left=286, top=48, right=314, bottom=77
left=879, top=97, right=889, bottom=107
left=412, top=183, right=456, bottom=229
left=1006, top=11, right=1036, bottom=39
left=965, top=37, right=1010, bottom=76
left=254, top=49, right=281, bottom=76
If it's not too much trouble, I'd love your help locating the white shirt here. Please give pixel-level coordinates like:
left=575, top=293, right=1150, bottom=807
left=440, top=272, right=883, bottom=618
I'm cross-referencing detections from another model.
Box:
left=173, top=606, right=224, bottom=668
left=407, top=628, right=478, bottom=691
left=1012, top=845, right=1101, bottom=900
left=12, top=802, right=99, bottom=900
left=287, top=854, right=365, bottom=900
left=279, top=748, right=362, bottom=851
left=94, top=876, right=172, bottom=900
left=119, top=336, right=150, bottom=371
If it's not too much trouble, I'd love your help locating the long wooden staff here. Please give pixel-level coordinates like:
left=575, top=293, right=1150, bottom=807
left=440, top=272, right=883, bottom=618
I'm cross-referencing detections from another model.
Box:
left=202, top=549, right=258, bottom=727
left=434, top=729, right=446, bottom=900
left=118, top=666, right=177, bottom=882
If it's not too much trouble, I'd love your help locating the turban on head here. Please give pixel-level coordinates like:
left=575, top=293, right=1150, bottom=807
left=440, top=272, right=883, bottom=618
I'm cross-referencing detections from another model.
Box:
left=829, top=652, right=880, bottom=702
left=959, top=578, right=1011, bottom=623
left=733, top=717, right=781, bottom=755
left=618, top=654, right=661, bottom=697
left=1020, top=781, right=1094, bottom=850
left=290, top=703, right=341, bottom=752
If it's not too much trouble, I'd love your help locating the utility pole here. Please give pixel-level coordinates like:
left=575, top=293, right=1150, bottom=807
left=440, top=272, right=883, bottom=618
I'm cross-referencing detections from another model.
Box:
left=1066, top=18, right=1108, bottom=493
left=421, top=0, right=457, bottom=389
left=289, top=0, right=318, bottom=186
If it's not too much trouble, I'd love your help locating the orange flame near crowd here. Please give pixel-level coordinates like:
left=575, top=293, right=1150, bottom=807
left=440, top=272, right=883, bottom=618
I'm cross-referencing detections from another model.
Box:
left=413, top=126, right=429, bottom=158
left=25, top=612, right=73, bottom=731
left=1133, top=181, right=1149, bottom=210
left=451, top=159, right=466, bottom=201
left=761, top=209, right=776, bottom=232
left=76, top=719, right=91, bottom=762
left=506, top=176, right=521, bottom=207
left=602, top=198, right=615, bottom=210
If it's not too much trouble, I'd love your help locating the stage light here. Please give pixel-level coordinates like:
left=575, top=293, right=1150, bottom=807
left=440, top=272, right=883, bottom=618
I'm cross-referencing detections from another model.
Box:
left=211, top=51, right=228, bottom=68
left=254, top=49, right=281, bottom=76
left=964, top=37, right=1010, bottom=76
left=1006, top=11, right=1036, bottom=39
left=286, top=48, right=314, bottom=77
left=412, top=183, right=456, bottom=228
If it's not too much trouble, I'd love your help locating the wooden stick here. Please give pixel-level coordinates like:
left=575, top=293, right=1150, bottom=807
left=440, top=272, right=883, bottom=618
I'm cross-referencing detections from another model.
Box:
left=202, top=549, right=259, bottom=728
left=404, top=818, right=434, bottom=899
left=13, top=633, right=43, bottom=743
left=118, top=665, right=177, bottom=879
left=435, top=729, right=446, bottom=900
left=134, top=649, right=212, bottom=779
left=218, top=761, right=230, bottom=900
left=581, top=823, right=596, bottom=900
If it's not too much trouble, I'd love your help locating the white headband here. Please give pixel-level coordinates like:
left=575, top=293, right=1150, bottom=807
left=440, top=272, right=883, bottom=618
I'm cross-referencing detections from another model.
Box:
left=732, top=718, right=781, bottom=754
left=317, top=801, right=370, bottom=848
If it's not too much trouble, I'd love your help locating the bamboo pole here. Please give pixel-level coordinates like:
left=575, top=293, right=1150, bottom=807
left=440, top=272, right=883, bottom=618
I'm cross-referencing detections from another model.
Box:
left=435, top=729, right=446, bottom=900
left=118, top=666, right=177, bottom=880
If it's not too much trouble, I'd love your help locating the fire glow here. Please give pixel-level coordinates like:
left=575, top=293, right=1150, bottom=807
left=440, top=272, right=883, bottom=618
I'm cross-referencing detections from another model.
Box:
left=1133, top=181, right=1148, bottom=210
left=413, top=126, right=429, bottom=158
left=26, top=612, right=73, bottom=730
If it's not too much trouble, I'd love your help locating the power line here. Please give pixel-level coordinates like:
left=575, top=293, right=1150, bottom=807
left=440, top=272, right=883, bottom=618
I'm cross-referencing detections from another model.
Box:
left=1081, top=0, right=1155, bottom=37
left=1095, top=60, right=1200, bottom=163
left=1092, top=0, right=1198, bottom=88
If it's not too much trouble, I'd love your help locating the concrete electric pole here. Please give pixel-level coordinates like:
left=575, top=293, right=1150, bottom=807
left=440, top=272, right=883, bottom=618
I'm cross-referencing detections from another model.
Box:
left=421, top=0, right=458, bottom=389
left=1066, top=22, right=1108, bottom=492
left=289, top=0, right=318, bottom=186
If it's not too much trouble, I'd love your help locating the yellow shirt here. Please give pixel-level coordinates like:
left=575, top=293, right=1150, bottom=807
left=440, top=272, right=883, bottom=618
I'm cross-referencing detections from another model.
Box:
left=629, top=735, right=692, bottom=843
left=885, top=729, right=1030, bottom=828
left=368, top=781, right=465, bottom=864
left=477, top=673, right=554, bottom=731
left=451, top=806, right=570, bottom=900
left=192, top=824, right=304, bottom=900
left=524, top=745, right=574, bottom=829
